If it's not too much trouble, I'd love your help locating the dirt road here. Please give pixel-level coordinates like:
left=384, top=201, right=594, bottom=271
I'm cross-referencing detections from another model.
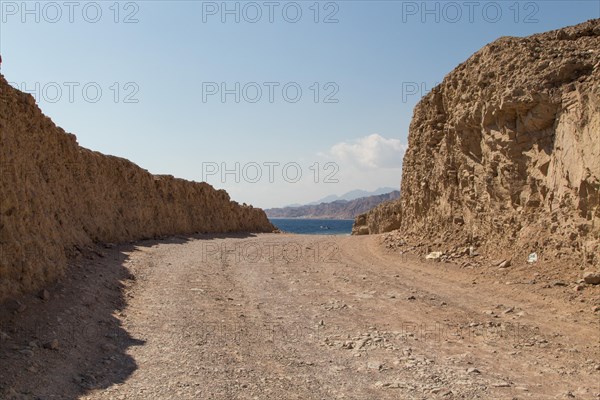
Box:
left=1, top=233, right=598, bottom=399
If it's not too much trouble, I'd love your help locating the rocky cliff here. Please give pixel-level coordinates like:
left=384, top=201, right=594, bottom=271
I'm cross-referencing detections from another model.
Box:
left=0, top=75, right=275, bottom=302
left=352, top=199, right=401, bottom=235
left=356, top=20, right=600, bottom=266
left=266, top=191, right=399, bottom=220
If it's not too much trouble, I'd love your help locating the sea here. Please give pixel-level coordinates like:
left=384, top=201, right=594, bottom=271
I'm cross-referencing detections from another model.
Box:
left=269, top=218, right=354, bottom=235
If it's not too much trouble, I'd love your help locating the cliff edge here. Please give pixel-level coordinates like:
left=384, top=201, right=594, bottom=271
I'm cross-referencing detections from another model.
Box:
left=355, top=20, right=600, bottom=266
left=0, top=75, right=275, bottom=302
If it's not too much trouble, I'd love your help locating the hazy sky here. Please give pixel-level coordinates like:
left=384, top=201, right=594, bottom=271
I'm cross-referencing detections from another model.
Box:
left=1, top=1, right=598, bottom=208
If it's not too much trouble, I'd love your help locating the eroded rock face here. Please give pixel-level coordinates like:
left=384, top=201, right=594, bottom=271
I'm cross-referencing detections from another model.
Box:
left=0, top=75, right=275, bottom=302
left=358, top=20, right=600, bottom=265
left=352, top=199, right=401, bottom=235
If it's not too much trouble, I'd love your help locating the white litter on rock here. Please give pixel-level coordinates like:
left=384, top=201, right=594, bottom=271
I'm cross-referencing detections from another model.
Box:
left=527, top=252, right=538, bottom=263
left=426, top=252, right=443, bottom=260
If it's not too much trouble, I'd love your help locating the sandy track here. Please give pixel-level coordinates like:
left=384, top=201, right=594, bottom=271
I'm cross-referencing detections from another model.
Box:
left=1, top=233, right=598, bottom=399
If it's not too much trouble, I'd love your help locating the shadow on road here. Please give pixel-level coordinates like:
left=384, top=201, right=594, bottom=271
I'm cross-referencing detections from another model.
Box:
left=0, top=232, right=258, bottom=398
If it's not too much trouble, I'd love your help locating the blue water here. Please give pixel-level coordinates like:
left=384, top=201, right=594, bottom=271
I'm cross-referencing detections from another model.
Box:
left=269, top=218, right=354, bottom=235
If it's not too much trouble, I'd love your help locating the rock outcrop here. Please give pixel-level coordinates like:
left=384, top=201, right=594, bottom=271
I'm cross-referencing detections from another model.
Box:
left=0, top=75, right=275, bottom=302
left=356, top=20, right=600, bottom=266
left=352, top=199, right=401, bottom=235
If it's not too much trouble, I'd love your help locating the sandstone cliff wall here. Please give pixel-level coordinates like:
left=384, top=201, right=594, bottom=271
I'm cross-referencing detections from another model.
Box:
left=356, top=20, right=600, bottom=266
left=0, top=75, right=275, bottom=302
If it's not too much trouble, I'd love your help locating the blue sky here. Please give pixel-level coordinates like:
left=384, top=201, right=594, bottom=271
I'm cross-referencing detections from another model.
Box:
left=1, top=1, right=598, bottom=208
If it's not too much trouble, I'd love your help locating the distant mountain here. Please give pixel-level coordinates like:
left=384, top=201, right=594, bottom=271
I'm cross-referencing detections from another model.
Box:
left=266, top=191, right=400, bottom=220
left=306, top=187, right=397, bottom=205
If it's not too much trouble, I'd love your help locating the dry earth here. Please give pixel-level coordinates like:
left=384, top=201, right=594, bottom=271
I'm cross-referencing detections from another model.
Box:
left=1, top=233, right=599, bottom=399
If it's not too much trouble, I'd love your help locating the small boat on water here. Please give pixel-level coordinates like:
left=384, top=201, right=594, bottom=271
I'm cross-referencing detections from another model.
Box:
left=319, top=225, right=330, bottom=230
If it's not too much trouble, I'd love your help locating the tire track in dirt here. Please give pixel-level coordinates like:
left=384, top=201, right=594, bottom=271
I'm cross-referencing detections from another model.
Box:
left=2, top=233, right=597, bottom=399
